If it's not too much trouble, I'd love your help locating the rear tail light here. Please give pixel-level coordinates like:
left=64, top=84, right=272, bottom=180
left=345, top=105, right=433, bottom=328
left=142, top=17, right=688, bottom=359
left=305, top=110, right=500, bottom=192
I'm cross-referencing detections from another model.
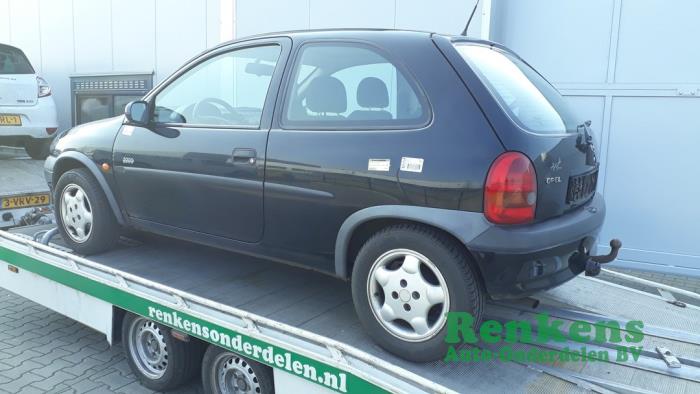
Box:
left=484, top=151, right=537, bottom=224
left=46, top=127, right=57, bottom=135
left=37, top=76, right=51, bottom=98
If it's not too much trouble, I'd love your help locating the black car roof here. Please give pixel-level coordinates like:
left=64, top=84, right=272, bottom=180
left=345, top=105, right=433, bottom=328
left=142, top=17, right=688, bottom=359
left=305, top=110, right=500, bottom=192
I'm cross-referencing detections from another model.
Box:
left=212, top=28, right=495, bottom=50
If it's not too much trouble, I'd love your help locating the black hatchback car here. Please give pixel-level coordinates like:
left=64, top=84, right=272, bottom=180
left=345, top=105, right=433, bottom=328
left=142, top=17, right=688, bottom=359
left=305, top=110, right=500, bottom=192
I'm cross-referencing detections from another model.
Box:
left=45, top=29, right=618, bottom=362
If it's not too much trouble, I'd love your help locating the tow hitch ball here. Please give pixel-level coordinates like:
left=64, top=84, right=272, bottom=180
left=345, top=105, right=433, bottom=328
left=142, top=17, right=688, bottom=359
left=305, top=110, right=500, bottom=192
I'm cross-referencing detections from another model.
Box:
left=572, top=239, right=622, bottom=277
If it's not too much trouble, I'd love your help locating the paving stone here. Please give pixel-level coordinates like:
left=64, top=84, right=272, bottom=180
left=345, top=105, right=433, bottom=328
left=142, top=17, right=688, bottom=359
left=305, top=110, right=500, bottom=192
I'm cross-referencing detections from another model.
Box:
left=60, top=345, right=103, bottom=364
left=88, top=348, right=123, bottom=364
left=90, top=370, right=134, bottom=391
left=33, top=357, right=77, bottom=378
left=0, top=360, right=45, bottom=380
left=30, top=371, right=77, bottom=391
left=0, top=349, right=48, bottom=367
left=113, top=381, right=156, bottom=394
left=17, top=385, right=47, bottom=394
left=60, top=377, right=105, bottom=393
left=0, top=372, right=44, bottom=393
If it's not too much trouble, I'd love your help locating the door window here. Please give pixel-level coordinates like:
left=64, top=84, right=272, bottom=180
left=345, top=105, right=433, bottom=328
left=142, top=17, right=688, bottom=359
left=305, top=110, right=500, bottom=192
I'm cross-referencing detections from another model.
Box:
left=154, top=45, right=281, bottom=127
left=282, top=43, right=430, bottom=129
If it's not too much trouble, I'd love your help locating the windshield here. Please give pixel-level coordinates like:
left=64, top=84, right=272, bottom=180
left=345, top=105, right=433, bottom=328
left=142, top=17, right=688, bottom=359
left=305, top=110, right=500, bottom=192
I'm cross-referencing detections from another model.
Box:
left=455, top=43, right=579, bottom=134
left=0, top=45, right=35, bottom=74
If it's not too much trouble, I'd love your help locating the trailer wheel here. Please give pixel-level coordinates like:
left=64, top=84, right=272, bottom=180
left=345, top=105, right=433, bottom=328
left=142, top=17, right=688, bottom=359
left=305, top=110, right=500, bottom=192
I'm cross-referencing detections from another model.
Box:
left=54, top=168, right=120, bottom=254
left=122, top=313, right=201, bottom=391
left=202, top=345, right=274, bottom=394
left=351, top=224, right=484, bottom=362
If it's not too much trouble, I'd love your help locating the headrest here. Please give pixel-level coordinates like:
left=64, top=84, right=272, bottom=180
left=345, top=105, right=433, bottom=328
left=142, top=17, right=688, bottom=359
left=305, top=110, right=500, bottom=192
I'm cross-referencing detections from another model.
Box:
left=306, top=76, right=347, bottom=113
left=357, top=77, right=389, bottom=108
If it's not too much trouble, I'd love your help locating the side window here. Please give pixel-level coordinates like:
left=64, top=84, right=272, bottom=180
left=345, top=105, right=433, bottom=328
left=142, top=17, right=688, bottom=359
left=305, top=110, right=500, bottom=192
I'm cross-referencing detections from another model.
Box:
left=153, top=45, right=281, bottom=127
left=283, top=43, right=429, bottom=129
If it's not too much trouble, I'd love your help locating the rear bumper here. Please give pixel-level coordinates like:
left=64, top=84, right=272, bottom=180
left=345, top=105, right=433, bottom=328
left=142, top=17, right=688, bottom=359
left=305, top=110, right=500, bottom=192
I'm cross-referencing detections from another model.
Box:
left=0, top=97, right=58, bottom=140
left=44, top=155, right=56, bottom=189
left=468, top=193, right=605, bottom=299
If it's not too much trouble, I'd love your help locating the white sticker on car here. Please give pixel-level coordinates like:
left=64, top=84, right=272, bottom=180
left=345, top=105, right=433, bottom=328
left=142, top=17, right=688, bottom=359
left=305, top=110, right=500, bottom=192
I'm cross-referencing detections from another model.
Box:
left=400, top=157, right=424, bottom=173
left=368, top=159, right=390, bottom=172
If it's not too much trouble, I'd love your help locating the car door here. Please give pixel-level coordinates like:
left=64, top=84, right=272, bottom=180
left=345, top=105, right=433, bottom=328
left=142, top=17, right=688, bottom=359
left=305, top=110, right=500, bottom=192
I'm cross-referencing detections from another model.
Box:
left=263, top=41, right=433, bottom=269
left=113, top=38, right=290, bottom=243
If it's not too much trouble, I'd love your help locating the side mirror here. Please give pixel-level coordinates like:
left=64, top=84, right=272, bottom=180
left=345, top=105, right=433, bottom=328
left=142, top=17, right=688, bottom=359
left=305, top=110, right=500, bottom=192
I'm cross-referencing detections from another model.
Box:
left=124, top=100, right=150, bottom=126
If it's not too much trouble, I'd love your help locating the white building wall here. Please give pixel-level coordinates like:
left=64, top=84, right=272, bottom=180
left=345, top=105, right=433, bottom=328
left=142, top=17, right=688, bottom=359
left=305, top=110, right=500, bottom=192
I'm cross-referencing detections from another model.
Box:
left=0, top=0, right=224, bottom=131
left=234, top=0, right=485, bottom=39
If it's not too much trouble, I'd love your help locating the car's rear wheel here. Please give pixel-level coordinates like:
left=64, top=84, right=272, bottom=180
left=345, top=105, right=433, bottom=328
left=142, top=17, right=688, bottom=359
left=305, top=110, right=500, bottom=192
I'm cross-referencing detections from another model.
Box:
left=54, top=168, right=120, bottom=254
left=24, top=138, right=51, bottom=160
left=351, top=224, right=484, bottom=362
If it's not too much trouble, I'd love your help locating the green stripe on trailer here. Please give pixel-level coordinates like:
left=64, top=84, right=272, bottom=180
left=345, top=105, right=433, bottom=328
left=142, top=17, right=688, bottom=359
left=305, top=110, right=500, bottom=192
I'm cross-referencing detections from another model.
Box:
left=0, top=245, right=390, bottom=394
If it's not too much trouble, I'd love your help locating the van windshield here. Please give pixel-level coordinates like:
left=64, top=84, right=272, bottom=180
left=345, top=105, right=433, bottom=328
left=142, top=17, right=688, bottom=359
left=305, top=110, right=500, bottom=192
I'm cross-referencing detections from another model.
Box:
left=455, top=43, right=578, bottom=134
left=0, top=45, right=35, bottom=74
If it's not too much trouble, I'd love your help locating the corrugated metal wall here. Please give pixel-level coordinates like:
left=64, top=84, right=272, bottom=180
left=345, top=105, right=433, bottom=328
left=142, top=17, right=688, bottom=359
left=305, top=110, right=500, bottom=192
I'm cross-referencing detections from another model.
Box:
left=490, top=0, right=700, bottom=276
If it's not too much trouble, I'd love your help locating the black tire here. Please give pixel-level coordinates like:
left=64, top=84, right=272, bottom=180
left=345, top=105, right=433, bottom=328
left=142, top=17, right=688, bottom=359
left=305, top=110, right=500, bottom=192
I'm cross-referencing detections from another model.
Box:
left=122, top=313, right=203, bottom=391
left=54, top=168, right=120, bottom=254
left=24, top=138, right=51, bottom=160
left=201, top=345, right=274, bottom=394
left=351, top=224, right=484, bottom=362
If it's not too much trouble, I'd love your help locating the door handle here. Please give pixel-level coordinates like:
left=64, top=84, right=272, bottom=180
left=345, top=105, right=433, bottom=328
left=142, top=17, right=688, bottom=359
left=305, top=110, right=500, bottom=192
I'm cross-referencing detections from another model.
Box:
left=232, top=148, right=257, bottom=165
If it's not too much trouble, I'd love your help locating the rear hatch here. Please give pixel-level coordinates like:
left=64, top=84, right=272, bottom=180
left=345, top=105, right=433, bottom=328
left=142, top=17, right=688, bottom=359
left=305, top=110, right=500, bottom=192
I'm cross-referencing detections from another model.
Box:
left=453, top=42, right=599, bottom=222
left=0, top=44, right=37, bottom=107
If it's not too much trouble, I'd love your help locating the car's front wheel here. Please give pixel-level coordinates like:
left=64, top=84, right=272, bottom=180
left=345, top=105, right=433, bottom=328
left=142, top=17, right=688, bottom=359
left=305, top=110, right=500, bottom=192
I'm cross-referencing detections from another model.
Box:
left=351, top=224, right=484, bottom=362
left=24, top=138, right=52, bottom=160
left=54, top=168, right=120, bottom=254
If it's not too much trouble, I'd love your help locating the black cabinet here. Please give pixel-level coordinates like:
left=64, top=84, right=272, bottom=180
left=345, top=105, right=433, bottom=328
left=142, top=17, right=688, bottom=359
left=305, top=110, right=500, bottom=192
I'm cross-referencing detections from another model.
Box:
left=71, top=73, right=153, bottom=126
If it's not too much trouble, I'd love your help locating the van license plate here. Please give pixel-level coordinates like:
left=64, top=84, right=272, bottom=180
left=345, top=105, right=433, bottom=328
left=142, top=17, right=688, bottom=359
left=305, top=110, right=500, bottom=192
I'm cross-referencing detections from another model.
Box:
left=1, top=194, right=50, bottom=209
left=0, top=115, right=21, bottom=126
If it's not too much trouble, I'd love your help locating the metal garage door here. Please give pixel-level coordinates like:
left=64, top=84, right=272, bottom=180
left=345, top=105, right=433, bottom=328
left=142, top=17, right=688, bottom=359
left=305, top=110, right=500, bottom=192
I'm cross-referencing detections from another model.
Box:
left=490, top=0, right=700, bottom=276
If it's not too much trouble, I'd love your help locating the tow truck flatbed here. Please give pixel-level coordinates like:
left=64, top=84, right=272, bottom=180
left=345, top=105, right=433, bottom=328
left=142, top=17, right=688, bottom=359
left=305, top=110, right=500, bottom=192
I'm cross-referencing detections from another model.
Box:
left=1, top=224, right=698, bottom=393
left=0, top=149, right=51, bottom=228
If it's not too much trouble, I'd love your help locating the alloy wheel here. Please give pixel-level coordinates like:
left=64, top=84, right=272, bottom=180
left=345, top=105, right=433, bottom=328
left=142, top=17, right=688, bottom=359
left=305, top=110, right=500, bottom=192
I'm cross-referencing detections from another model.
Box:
left=367, top=249, right=450, bottom=342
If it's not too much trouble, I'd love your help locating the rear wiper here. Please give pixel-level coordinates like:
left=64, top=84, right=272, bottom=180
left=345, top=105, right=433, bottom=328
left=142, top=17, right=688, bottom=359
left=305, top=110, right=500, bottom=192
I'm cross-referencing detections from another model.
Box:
left=576, top=120, right=598, bottom=166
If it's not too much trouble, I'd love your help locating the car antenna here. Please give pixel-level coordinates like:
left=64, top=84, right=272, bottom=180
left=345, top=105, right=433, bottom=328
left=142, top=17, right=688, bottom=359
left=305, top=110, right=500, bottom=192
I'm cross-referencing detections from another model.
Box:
left=461, top=0, right=480, bottom=36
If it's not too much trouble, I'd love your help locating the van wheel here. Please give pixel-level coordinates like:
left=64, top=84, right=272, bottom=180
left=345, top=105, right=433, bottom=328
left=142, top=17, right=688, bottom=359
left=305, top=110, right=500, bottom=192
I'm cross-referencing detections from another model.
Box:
left=54, top=168, right=120, bottom=254
left=202, top=345, right=274, bottom=394
left=351, top=224, right=484, bottom=362
left=122, top=313, right=202, bottom=391
left=24, top=138, right=51, bottom=160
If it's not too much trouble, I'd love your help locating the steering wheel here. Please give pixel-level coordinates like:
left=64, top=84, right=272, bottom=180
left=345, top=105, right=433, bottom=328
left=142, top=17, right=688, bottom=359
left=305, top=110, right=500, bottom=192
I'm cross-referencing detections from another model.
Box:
left=192, top=98, right=245, bottom=125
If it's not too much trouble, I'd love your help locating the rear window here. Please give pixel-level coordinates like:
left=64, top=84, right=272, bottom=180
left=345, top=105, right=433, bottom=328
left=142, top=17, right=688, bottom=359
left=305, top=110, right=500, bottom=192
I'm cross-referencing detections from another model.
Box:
left=455, top=44, right=578, bottom=134
left=0, top=45, right=34, bottom=74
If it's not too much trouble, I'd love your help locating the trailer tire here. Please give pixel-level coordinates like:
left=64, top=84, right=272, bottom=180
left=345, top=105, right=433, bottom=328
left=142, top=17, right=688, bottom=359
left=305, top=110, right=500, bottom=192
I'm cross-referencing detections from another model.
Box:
left=202, top=345, right=274, bottom=394
left=351, top=224, right=484, bottom=362
left=54, top=168, right=120, bottom=254
left=122, top=313, right=201, bottom=391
